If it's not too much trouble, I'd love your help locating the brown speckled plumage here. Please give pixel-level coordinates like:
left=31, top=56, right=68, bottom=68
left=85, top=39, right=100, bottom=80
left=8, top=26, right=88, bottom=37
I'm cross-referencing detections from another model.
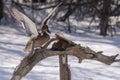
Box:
left=24, top=31, right=50, bottom=52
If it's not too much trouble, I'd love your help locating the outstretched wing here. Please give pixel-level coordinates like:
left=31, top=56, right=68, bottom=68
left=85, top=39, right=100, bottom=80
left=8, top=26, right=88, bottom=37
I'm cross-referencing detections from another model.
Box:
left=10, top=7, right=38, bottom=39
left=39, top=2, right=63, bottom=32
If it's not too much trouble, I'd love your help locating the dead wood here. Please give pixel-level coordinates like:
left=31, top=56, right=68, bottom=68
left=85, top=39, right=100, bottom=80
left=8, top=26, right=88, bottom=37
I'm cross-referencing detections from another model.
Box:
left=11, top=34, right=120, bottom=80
left=59, top=55, right=71, bottom=80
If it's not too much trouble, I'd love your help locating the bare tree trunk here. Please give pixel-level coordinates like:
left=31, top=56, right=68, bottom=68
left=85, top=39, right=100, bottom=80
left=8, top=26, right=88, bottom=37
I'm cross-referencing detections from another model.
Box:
left=0, top=0, right=3, bottom=23
left=67, top=17, right=71, bottom=33
left=39, top=0, right=46, bottom=3
left=99, top=16, right=109, bottom=36
left=32, top=0, right=39, bottom=3
left=59, top=55, right=71, bottom=80
left=31, top=0, right=35, bottom=21
left=99, top=0, right=111, bottom=36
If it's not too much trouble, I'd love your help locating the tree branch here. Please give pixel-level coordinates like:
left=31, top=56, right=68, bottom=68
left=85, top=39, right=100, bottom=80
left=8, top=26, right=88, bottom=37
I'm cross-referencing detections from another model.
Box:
left=11, top=44, right=120, bottom=80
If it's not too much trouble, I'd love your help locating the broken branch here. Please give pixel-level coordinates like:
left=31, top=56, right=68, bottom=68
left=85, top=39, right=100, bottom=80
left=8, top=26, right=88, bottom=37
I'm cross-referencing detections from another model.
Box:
left=11, top=44, right=120, bottom=80
left=11, top=34, right=120, bottom=80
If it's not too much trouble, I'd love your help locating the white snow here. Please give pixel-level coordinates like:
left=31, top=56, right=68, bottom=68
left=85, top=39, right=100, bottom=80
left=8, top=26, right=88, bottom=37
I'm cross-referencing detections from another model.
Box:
left=0, top=24, right=120, bottom=80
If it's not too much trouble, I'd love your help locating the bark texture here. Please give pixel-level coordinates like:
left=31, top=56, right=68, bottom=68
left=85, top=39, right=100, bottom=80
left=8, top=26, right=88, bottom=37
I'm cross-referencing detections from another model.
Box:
left=59, top=55, right=71, bottom=80
left=11, top=34, right=120, bottom=80
left=11, top=45, right=120, bottom=80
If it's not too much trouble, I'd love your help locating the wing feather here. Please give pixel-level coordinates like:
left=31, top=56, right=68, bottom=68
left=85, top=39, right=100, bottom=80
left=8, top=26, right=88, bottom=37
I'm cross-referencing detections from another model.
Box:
left=39, top=2, right=63, bottom=32
left=10, top=7, right=38, bottom=39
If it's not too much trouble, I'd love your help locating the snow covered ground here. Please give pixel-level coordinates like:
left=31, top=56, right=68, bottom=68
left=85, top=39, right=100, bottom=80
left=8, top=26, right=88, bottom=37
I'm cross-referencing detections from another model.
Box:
left=0, top=25, right=120, bottom=80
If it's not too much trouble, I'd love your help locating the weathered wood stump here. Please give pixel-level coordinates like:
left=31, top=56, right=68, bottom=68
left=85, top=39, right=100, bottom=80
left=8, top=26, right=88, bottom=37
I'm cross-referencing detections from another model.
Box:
left=11, top=34, right=120, bottom=80
left=59, top=55, right=71, bottom=80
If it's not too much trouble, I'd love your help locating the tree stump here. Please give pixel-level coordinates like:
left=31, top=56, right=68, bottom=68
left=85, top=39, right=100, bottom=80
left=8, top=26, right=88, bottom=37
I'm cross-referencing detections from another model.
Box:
left=59, top=55, right=71, bottom=80
left=10, top=34, right=120, bottom=80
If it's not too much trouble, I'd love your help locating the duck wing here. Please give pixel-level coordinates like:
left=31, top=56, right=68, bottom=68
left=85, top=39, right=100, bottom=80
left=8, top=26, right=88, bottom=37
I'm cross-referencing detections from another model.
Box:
left=10, top=7, right=38, bottom=39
